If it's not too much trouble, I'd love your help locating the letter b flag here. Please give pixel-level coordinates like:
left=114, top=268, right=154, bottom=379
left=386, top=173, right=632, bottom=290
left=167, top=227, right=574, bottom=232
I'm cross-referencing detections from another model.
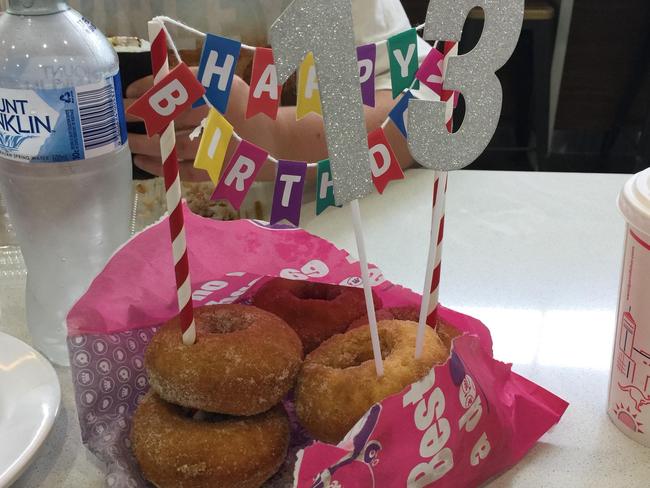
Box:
left=126, top=62, right=205, bottom=136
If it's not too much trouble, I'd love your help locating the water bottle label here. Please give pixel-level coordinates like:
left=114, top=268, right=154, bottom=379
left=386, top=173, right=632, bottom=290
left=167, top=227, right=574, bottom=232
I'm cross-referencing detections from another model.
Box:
left=0, top=72, right=127, bottom=162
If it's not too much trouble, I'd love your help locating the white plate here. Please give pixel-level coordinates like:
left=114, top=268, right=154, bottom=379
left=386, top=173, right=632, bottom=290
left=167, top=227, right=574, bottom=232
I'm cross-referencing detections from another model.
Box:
left=0, top=332, right=60, bottom=487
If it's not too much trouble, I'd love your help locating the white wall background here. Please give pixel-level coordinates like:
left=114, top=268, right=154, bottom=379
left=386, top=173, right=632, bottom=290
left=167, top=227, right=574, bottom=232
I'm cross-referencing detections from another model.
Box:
left=68, top=0, right=291, bottom=48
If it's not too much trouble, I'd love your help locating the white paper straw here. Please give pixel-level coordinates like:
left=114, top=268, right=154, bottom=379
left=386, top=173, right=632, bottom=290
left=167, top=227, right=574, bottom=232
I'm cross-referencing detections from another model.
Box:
left=350, top=199, right=384, bottom=377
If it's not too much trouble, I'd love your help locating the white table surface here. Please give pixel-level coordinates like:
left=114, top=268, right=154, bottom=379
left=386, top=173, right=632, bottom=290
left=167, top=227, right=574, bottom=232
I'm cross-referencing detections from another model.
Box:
left=2, top=169, right=649, bottom=487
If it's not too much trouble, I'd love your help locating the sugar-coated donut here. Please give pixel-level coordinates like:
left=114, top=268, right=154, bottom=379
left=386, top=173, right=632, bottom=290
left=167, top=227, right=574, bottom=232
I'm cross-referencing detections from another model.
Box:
left=348, top=308, right=463, bottom=352
left=296, top=320, right=449, bottom=443
left=131, top=393, right=289, bottom=488
left=145, top=304, right=303, bottom=416
left=252, top=278, right=382, bottom=353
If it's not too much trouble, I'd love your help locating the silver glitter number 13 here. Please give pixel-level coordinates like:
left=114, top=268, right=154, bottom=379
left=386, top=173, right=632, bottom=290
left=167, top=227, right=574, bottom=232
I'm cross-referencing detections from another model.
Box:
left=408, top=0, right=524, bottom=171
left=269, top=0, right=374, bottom=206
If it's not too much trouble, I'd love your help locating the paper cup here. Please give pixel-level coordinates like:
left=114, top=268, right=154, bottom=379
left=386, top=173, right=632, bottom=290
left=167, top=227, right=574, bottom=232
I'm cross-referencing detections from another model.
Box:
left=608, top=167, right=650, bottom=446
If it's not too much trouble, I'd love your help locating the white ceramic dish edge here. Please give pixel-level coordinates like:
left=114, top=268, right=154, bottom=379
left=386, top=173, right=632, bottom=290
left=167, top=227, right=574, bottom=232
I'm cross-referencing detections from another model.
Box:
left=0, top=331, right=61, bottom=487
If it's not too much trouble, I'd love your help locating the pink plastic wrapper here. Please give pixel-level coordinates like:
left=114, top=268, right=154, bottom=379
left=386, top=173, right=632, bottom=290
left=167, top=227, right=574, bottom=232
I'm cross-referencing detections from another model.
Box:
left=67, top=206, right=568, bottom=487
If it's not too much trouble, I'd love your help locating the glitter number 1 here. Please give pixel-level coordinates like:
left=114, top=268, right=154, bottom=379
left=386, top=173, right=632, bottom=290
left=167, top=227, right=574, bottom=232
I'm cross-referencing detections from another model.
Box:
left=269, top=0, right=374, bottom=205
left=408, top=0, right=524, bottom=171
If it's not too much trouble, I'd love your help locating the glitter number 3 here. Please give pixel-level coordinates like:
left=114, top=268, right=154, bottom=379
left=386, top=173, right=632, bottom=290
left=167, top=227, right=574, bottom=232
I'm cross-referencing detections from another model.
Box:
left=408, top=0, right=524, bottom=171
left=269, top=0, right=374, bottom=205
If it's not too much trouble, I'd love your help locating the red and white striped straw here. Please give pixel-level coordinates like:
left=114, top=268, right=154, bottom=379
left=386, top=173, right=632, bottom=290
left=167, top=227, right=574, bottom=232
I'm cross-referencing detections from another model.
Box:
left=415, top=171, right=448, bottom=358
left=148, top=20, right=196, bottom=345
left=427, top=173, right=448, bottom=318
left=442, top=41, right=458, bottom=132
left=415, top=42, right=456, bottom=358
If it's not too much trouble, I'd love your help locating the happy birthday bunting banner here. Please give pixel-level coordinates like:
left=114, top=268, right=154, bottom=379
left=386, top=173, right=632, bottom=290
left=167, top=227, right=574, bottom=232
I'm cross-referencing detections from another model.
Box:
left=194, top=33, right=241, bottom=113
left=368, top=127, right=404, bottom=194
left=211, top=139, right=268, bottom=210
left=357, top=43, right=376, bottom=107
left=387, top=28, right=418, bottom=99
left=126, top=62, right=205, bottom=136
left=316, top=159, right=337, bottom=215
left=270, top=160, right=307, bottom=226
left=194, top=108, right=233, bottom=184
left=246, top=47, right=282, bottom=120
left=296, top=52, right=322, bottom=119
left=388, top=90, right=414, bottom=137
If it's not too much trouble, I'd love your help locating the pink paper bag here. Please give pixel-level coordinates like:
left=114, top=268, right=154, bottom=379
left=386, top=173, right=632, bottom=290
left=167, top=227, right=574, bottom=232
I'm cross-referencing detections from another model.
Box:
left=66, top=206, right=568, bottom=487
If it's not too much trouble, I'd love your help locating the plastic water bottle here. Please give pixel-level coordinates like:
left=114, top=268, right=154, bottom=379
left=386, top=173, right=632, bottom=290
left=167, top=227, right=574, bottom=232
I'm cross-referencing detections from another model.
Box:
left=0, top=0, right=132, bottom=365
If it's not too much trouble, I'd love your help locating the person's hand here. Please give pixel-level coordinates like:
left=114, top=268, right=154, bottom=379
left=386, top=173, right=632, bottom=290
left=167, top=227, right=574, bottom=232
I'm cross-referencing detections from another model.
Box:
left=124, top=73, right=210, bottom=182
left=223, top=74, right=250, bottom=129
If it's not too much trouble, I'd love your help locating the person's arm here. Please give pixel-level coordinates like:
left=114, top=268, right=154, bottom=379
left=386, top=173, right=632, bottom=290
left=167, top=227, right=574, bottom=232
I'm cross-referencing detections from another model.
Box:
left=226, top=76, right=412, bottom=168
left=125, top=74, right=413, bottom=181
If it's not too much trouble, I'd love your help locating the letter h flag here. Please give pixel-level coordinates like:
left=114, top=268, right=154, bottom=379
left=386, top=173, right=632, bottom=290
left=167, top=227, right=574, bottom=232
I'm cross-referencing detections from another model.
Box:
left=270, top=160, right=307, bottom=226
left=316, top=159, right=337, bottom=215
left=211, top=140, right=268, bottom=210
left=194, top=33, right=241, bottom=113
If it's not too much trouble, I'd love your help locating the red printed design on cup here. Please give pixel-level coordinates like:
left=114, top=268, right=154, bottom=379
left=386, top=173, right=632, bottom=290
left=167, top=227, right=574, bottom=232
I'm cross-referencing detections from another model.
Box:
left=609, top=227, right=650, bottom=441
left=608, top=169, right=650, bottom=445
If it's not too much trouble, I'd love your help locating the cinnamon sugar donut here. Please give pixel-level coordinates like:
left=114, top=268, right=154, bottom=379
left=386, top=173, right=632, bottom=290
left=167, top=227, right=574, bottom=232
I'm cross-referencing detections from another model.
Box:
left=296, top=320, right=449, bottom=443
left=252, top=278, right=382, bottom=352
left=145, top=304, right=302, bottom=416
left=348, top=308, right=463, bottom=353
left=131, top=392, right=289, bottom=488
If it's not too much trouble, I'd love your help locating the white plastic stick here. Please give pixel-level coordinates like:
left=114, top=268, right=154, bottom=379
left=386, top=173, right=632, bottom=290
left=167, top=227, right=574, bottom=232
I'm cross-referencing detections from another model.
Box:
left=415, top=171, right=448, bottom=358
left=350, top=199, right=384, bottom=377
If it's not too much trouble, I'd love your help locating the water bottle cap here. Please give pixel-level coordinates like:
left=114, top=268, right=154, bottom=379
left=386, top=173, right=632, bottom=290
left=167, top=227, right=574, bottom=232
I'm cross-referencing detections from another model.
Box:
left=7, top=0, right=68, bottom=15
